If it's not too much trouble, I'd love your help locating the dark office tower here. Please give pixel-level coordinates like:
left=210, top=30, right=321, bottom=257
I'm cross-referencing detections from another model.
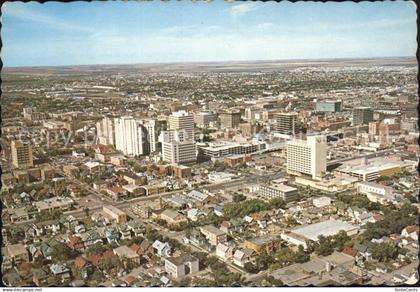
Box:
left=275, top=112, right=298, bottom=135
left=219, top=111, right=241, bottom=129
left=352, top=107, right=374, bottom=126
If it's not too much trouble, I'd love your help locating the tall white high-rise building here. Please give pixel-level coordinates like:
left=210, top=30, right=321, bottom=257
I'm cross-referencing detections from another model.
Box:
left=286, top=135, right=327, bottom=179
left=96, top=116, right=115, bottom=145
left=144, top=120, right=158, bottom=153
left=161, top=129, right=196, bottom=164
left=168, top=110, right=194, bottom=140
left=114, top=116, right=149, bottom=156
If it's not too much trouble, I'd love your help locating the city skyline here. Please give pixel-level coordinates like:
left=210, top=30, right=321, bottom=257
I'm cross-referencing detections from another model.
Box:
left=2, top=1, right=417, bottom=67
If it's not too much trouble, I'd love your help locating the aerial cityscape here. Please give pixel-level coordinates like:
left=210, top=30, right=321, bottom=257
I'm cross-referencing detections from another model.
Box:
left=1, top=1, right=418, bottom=289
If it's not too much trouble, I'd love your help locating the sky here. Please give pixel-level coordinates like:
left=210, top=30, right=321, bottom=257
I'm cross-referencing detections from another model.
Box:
left=1, top=1, right=417, bottom=67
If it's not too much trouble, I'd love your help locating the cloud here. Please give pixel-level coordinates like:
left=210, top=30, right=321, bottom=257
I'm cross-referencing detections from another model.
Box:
left=2, top=2, right=94, bottom=34
left=229, top=2, right=261, bottom=18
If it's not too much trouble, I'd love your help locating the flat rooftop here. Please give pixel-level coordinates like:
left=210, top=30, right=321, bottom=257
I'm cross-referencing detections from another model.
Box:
left=292, top=220, right=359, bottom=242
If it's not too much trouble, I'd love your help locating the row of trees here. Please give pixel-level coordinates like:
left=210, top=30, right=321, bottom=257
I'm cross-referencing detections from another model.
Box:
left=363, top=202, right=417, bottom=241
left=224, top=198, right=286, bottom=219
left=244, top=246, right=310, bottom=274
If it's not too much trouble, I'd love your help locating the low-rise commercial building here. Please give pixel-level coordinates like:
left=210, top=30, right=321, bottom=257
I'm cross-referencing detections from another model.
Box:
left=165, top=254, right=199, bottom=279
left=259, top=184, right=298, bottom=202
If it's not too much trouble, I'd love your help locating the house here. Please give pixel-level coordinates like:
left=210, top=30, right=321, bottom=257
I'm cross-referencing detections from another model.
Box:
left=187, top=208, right=209, bottom=221
left=32, top=268, right=49, bottom=286
left=220, top=219, right=245, bottom=234
left=74, top=256, right=92, bottom=279
left=67, top=235, right=85, bottom=250
left=215, top=242, right=235, bottom=260
left=187, top=230, right=208, bottom=248
left=118, top=225, right=132, bottom=240
left=27, top=245, right=43, bottom=262
left=233, top=248, right=256, bottom=267
left=139, top=239, right=154, bottom=257
left=199, top=225, right=227, bottom=246
left=114, top=246, right=141, bottom=265
left=152, top=240, right=171, bottom=257
left=33, top=220, right=61, bottom=235
left=353, top=243, right=372, bottom=260
left=164, top=254, right=199, bottom=279
left=78, top=230, right=103, bottom=248
left=342, top=247, right=360, bottom=258
left=4, top=244, right=29, bottom=266
left=401, top=226, right=419, bottom=241
left=213, top=206, right=224, bottom=217
left=127, top=221, right=145, bottom=237
left=105, top=227, right=120, bottom=243
left=50, top=263, right=71, bottom=282
left=160, top=209, right=188, bottom=225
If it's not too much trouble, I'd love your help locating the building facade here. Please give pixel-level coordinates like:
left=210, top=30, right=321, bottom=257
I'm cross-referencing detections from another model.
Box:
left=96, top=116, right=115, bottom=146
left=114, top=116, right=149, bottom=156
left=11, top=140, right=34, bottom=169
left=274, top=112, right=297, bottom=135
left=286, top=135, right=327, bottom=179
left=352, top=107, right=373, bottom=126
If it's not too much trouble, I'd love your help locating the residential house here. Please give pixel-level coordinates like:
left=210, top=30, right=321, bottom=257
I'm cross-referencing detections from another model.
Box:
left=32, top=268, right=49, bottom=286
left=215, top=242, right=235, bottom=260
left=118, top=225, right=132, bottom=240
left=67, top=235, right=85, bottom=251
left=187, top=208, right=209, bottom=221
left=233, top=248, right=256, bottom=267
left=4, top=244, right=29, bottom=266
left=50, top=263, right=71, bottom=282
left=353, top=243, right=372, bottom=261
left=127, top=221, right=145, bottom=237
left=74, top=256, right=93, bottom=279
left=152, top=240, right=171, bottom=257
left=139, top=239, right=154, bottom=258
left=114, top=246, right=141, bottom=265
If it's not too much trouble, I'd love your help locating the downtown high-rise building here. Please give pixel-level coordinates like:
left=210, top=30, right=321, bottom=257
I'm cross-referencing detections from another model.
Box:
left=168, top=110, right=195, bottom=140
left=274, top=112, right=298, bottom=135
left=219, top=111, right=241, bottom=129
left=352, top=107, right=374, bottom=126
left=286, top=135, right=327, bottom=179
left=315, top=100, right=343, bottom=113
left=114, top=116, right=150, bottom=156
left=96, top=116, right=115, bottom=146
left=11, top=140, right=34, bottom=169
left=161, top=130, right=196, bottom=164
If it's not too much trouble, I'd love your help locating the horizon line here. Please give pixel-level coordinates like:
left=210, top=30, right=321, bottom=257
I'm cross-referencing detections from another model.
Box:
left=3, top=55, right=417, bottom=70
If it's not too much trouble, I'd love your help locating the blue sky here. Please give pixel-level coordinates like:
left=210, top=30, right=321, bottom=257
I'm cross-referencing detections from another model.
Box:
left=1, top=1, right=417, bottom=67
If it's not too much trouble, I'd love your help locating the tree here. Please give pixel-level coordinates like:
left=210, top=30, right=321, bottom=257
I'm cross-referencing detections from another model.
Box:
left=294, top=245, right=310, bottom=263
left=332, top=230, right=350, bottom=251
left=274, top=248, right=296, bottom=267
left=269, top=197, right=286, bottom=209
left=371, top=242, right=398, bottom=262
left=315, top=235, right=334, bottom=256
left=232, top=193, right=246, bottom=203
